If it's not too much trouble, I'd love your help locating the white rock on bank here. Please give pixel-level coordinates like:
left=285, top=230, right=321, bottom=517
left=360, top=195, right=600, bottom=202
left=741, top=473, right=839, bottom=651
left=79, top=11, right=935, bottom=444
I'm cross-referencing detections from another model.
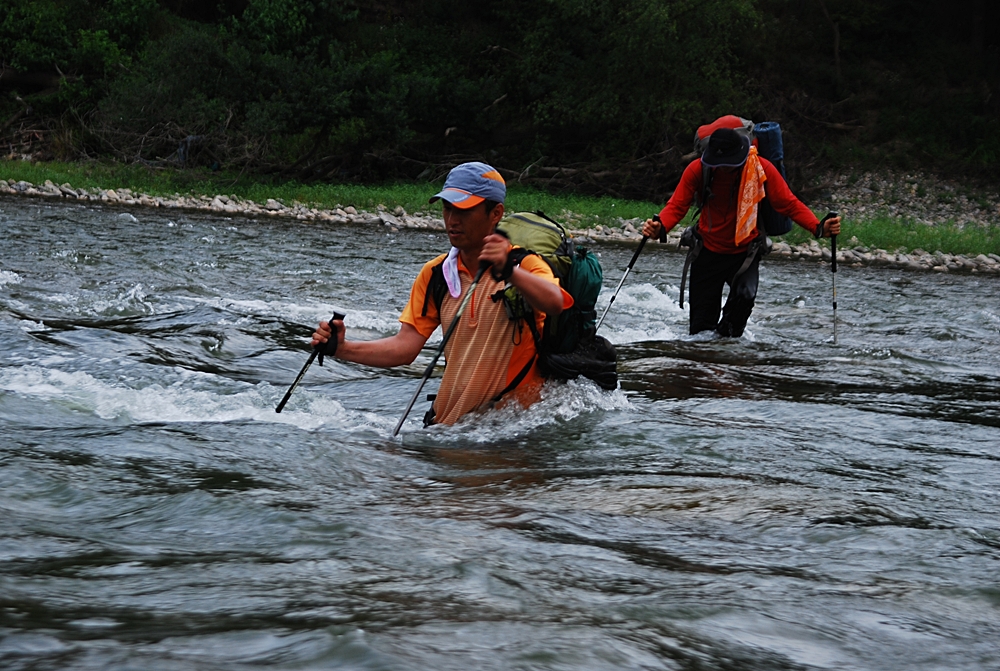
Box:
left=3, top=175, right=999, bottom=275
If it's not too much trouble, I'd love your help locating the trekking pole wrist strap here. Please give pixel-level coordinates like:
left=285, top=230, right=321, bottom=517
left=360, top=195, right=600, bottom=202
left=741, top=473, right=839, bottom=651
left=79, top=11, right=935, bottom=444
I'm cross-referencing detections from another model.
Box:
left=657, top=223, right=668, bottom=243
left=652, top=213, right=667, bottom=243
left=815, top=212, right=838, bottom=238
left=492, top=248, right=532, bottom=282
left=491, top=254, right=518, bottom=282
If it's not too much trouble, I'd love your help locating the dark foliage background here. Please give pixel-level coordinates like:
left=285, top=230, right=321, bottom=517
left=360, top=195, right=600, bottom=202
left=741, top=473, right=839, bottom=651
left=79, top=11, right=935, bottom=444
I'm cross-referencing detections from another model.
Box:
left=2, top=0, right=998, bottom=199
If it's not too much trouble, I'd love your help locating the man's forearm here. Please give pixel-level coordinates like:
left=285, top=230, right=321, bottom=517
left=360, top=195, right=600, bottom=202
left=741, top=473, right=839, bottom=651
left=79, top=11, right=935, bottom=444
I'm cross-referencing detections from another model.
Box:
left=510, top=267, right=564, bottom=316
left=336, top=325, right=427, bottom=367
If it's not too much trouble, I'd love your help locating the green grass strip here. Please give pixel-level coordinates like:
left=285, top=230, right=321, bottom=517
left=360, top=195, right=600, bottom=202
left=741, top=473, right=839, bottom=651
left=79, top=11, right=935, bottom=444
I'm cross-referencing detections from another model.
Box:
left=2, top=160, right=998, bottom=257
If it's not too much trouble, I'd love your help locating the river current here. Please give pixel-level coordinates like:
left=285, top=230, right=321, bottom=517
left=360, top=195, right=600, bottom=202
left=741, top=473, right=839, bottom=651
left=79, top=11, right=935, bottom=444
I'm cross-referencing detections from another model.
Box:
left=1, top=197, right=999, bottom=670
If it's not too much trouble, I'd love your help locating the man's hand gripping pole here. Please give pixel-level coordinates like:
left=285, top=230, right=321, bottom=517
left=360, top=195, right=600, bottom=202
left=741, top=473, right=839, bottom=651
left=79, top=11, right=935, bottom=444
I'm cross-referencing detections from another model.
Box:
left=275, top=311, right=345, bottom=413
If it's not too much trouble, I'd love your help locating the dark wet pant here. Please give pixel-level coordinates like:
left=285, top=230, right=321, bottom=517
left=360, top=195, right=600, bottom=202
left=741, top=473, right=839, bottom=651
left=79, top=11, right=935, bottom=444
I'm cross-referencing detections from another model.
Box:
left=688, top=247, right=760, bottom=337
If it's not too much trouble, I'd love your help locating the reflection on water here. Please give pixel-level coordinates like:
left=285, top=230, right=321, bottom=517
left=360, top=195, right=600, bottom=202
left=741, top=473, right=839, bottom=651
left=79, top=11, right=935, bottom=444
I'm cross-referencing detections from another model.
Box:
left=1, top=197, right=1000, bottom=670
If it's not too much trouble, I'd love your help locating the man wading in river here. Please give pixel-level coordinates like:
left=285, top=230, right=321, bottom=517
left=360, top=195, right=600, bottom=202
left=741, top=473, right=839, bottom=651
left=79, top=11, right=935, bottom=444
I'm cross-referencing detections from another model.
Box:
left=311, top=162, right=572, bottom=425
left=642, top=123, right=842, bottom=337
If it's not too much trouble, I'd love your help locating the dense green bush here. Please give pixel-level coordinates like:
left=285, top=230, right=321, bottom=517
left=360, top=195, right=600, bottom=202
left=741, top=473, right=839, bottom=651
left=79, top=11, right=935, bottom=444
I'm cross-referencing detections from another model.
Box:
left=498, top=0, right=760, bottom=160
left=0, top=0, right=157, bottom=109
left=751, top=0, right=1000, bottom=180
left=92, top=1, right=414, bottom=171
left=1, top=0, right=998, bottom=193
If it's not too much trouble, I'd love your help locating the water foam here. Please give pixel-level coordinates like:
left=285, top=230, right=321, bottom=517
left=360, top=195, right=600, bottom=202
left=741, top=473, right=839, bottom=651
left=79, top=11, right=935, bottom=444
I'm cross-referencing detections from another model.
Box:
left=596, top=283, right=685, bottom=344
left=0, top=365, right=369, bottom=431
left=425, top=378, right=633, bottom=444
left=89, top=283, right=156, bottom=316
left=0, top=270, right=22, bottom=288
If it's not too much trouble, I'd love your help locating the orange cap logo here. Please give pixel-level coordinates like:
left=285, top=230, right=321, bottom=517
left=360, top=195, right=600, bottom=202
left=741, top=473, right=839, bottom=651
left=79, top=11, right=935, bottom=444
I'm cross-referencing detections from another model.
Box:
left=480, top=169, right=505, bottom=184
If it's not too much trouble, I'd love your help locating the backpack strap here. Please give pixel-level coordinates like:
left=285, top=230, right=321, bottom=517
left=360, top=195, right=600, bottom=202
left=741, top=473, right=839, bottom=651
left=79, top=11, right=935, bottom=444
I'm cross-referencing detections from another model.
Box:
left=691, top=161, right=715, bottom=235
left=696, top=162, right=711, bottom=208
left=730, top=229, right=772, bottom=284
left=422, top=260, right=449, bottom=316
left=491, top=352, right=537, bottom=405
left=678, top=227, right=703, bottom=308
left=423, top=394, right=437, bottom=427
left=489, top=246, right=545, bottom=403
left=490, top=248, right=544, bottom=346
left=510, top=248, right=544, bottom=346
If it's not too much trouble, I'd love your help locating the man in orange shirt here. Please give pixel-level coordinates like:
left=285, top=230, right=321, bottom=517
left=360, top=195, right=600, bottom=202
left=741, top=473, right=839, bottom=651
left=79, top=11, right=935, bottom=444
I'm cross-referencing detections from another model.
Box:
left=643, top=123, right=841, bottom=337
left=312, top=162, right=572, bottom=425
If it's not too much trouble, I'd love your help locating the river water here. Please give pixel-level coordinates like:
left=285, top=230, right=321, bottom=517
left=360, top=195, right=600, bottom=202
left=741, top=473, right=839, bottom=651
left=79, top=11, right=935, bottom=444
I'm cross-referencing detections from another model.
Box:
left=1, top=197, right=999, bottom=670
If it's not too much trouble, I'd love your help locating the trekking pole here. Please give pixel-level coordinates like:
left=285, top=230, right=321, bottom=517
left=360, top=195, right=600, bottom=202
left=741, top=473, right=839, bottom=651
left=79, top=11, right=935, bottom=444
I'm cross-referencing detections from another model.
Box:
left=275, top=311, right=345, bottom=413
left=392, top=261, right=490, bottom=437
left=822, top=212, right=839, bottom=344
left=595, top=215, right=657, bottom=332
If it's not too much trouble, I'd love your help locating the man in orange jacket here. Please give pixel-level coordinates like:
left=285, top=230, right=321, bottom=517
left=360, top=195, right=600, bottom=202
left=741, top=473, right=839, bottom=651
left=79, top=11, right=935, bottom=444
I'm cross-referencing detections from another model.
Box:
left=311, top=162, right=572, bottom=425
left=643, top=124, right=841, bottom=337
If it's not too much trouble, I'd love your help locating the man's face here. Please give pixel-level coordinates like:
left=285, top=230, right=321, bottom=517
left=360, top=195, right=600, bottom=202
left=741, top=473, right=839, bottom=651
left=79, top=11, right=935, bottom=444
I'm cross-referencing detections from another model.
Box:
left=442, top=201, right=504, bottom=251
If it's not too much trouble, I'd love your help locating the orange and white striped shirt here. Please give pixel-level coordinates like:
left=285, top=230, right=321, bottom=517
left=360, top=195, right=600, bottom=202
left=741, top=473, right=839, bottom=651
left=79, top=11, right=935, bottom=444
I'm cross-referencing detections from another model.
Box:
left=400, top=252, right=571, bottom=425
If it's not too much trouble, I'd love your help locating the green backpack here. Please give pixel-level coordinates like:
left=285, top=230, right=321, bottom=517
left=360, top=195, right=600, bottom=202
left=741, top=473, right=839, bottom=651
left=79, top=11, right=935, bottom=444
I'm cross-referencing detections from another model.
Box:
left=495, top=212, right=617, bottom=390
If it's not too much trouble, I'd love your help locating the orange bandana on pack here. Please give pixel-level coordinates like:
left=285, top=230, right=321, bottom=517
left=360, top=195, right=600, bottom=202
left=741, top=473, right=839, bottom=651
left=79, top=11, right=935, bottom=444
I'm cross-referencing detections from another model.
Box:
left=735, top=146, right=767, bottom=245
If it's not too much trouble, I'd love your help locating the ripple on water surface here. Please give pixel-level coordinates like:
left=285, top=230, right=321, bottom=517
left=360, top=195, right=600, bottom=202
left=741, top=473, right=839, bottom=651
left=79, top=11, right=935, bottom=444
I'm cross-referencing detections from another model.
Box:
left=1, top=199, right=1000, bottom=670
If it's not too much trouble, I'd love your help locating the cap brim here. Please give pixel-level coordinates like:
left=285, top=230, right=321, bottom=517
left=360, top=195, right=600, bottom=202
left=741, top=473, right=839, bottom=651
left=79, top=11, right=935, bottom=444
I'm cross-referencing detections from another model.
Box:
left=701, top=153, right=749, bottom=168
left=428, top=187, right=485, bottom=209
left=701, top=137, right=751, bottom=168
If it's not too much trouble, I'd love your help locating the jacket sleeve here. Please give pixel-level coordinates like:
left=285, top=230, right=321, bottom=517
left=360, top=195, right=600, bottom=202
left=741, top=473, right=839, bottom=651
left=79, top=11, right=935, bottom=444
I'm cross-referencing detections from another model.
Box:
left=762, top=159, right=820, bottom=234
left=657, top=160, right=702, bottom=233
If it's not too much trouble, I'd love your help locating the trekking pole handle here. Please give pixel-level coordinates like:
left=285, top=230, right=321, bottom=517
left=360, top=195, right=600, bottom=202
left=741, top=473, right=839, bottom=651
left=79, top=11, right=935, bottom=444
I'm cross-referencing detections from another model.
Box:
left=275, top=311, right=346, bottom=413
left=392, top=262, right=490, bottom=436
left=822, top=211, right=839, bottom=274
left=821, top=212, right=839, bottom=344
left=316, top=311, right=346, bottom=366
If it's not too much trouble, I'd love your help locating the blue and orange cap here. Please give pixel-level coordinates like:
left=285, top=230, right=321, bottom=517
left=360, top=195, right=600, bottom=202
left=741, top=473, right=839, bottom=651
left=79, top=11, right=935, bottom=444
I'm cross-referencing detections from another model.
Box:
left=429, top=161, right=506, bottom=209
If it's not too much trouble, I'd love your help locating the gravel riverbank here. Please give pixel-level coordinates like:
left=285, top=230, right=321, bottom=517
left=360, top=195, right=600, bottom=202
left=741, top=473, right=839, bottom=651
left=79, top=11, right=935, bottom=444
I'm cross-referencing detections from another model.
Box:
left=3, top=173, right=999, bottom=275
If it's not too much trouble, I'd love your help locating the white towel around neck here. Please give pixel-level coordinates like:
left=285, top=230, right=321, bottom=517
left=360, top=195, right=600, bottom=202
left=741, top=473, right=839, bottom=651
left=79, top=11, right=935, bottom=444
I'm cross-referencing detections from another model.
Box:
left=442, top=247, right=462, bottom=298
